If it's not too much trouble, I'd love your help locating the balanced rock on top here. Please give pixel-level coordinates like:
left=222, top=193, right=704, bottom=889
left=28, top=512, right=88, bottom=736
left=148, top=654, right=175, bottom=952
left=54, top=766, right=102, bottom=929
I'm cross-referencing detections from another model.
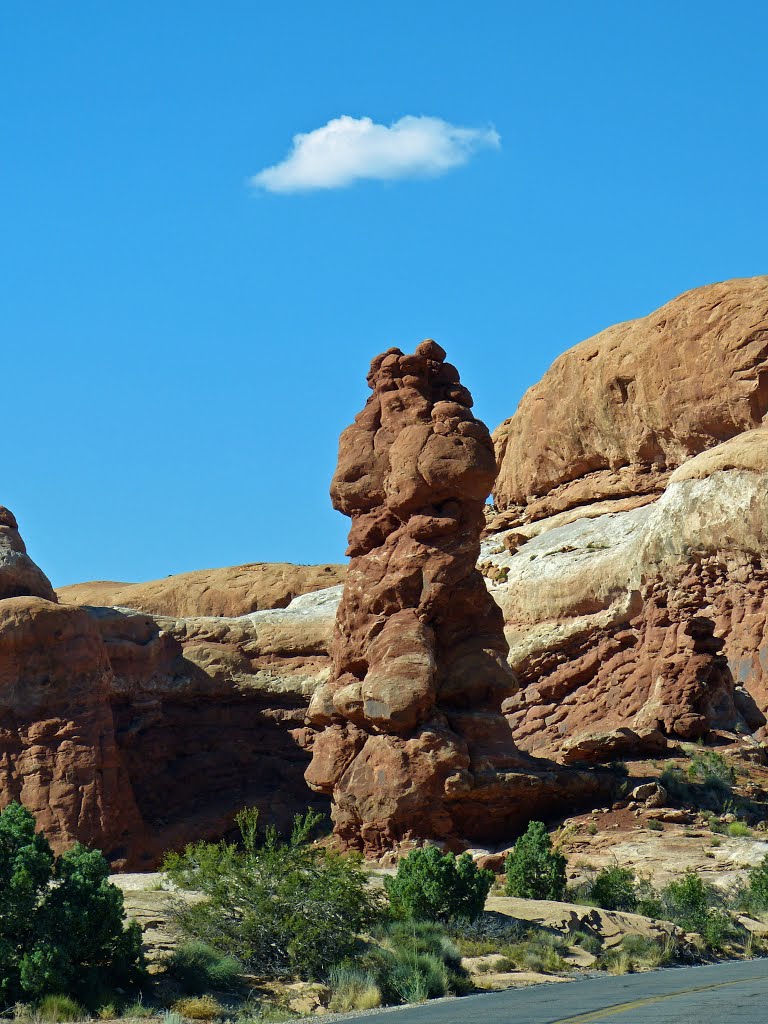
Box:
left=0, top=506, right=56, bottom=602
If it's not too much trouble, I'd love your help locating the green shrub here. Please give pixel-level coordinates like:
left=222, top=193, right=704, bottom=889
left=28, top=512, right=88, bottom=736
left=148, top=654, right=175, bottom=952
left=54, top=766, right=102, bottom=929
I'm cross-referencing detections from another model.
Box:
left=597, top=949, right=633, bottom=974
left=37, top=995, right=85, bottom=1022
left=746, top=854, right=768, bottom=911
left=727, top=821, right=752, bottom=838
left=165, top=940, right=242, bottom=994
left=162, top=808, right=381, bottom=981
left=505, top=821, right=566, bottom=900
left=688, top=751, right=736, bottom=787
left=588, top=866, right=638, bottom=912
left=0, top=802, right=146, bottom=1007
left=499, top=931, right=570, bottom=974
left=447, top=915, right=527, bottom=957
left=661, top=754, right=735, bottom=813
left=384, top=847, right=493, bottom=923
left=659, top=764, right=690, bottom=801
left=572, top=931, right=603, bottom=955
left=234, top=1004, right=295, bottom=1024
left=452, top=920, right=571, bottom=975
left=387, top=952, right=448, bottom=1003
left=647, top=819, right=664, bottom=831
left=620, top=934, right=672, bottom=968
left=380, top=921, right=462, bottom=971
left=659, top=871, right=738, bottom=951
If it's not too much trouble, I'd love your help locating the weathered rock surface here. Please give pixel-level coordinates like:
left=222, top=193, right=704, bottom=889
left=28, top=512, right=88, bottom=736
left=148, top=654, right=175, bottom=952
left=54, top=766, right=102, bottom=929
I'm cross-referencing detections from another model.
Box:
left=57, top=562, right=344, bottom=618
left=0, top=596, right=145, bottom=861
left=484, top=427, right=768, bottom=759
left=89, top=589, right=338, bottom=861
left=485, top=895, right=686, bottom=951
left=492, top=276, right=768, bottom=524
left=0, top=515, right=338, bottom=866
left=305, top=341, right=609, bottom=852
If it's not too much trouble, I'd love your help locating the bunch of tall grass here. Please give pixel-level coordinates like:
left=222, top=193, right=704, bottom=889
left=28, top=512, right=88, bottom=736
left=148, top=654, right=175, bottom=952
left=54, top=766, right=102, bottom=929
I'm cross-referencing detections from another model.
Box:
left=328, top=965, right=382, bottom=1012
left=165, top=940, right=242, bottom=994
left=36, top=997, right=86, bottom=1023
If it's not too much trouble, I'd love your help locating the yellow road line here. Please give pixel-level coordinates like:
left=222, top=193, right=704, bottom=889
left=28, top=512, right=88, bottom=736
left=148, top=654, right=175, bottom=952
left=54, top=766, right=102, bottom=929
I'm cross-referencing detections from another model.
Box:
left=552, top=972, right=768, bottom=1023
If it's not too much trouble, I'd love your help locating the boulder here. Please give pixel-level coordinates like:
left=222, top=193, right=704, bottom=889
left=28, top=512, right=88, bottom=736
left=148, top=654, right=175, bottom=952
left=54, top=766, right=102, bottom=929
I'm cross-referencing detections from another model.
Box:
left=0, top=582, right=340, bottom=866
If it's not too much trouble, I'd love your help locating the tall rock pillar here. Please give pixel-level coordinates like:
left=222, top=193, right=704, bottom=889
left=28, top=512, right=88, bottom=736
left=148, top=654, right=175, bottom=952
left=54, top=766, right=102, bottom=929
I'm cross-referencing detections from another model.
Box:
left=306, top=341, right=606, bottom=852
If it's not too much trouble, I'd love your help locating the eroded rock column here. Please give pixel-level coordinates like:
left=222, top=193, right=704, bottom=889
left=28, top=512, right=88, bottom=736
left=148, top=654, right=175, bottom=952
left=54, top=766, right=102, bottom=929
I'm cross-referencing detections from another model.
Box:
left=306, top=341, right=552, bottom=851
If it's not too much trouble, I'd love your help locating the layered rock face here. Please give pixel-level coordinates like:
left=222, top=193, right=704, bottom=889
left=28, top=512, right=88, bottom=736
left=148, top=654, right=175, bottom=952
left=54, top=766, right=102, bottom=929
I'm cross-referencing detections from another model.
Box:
left=484, top=430, right=768, bottom=760
left=0, top=512, right=144, bottom=861
left=305, top=342, right=608, bottom=852
left=0, top=597, right=145, bottom=860
left=483, top=276, right=768, bottom=761
left=492, top=276, right=768, bottom=525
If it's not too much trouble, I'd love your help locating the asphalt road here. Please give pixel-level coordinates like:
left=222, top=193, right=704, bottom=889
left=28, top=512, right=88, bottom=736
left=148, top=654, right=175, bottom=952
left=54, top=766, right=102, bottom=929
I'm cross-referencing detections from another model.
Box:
left=358, top=958, right=768, bottom=1023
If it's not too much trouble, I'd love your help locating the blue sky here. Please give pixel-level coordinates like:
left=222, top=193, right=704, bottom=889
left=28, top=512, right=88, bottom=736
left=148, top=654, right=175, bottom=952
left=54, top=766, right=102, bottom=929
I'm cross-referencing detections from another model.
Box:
left=1, top=2, right=766, bottom=587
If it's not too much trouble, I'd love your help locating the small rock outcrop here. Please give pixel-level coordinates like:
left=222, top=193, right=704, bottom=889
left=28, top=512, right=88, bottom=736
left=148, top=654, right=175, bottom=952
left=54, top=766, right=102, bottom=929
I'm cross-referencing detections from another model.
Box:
left=0, top=506, right=56, bottom=601
left=57, top=562, right=345, bottom=618
left=306, top=341, right=607, bottom=852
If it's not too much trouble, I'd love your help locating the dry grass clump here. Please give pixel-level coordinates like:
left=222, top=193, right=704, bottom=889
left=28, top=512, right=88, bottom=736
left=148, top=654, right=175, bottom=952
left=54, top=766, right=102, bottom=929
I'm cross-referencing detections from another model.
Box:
left=172, top=996, right=223, bottom=1021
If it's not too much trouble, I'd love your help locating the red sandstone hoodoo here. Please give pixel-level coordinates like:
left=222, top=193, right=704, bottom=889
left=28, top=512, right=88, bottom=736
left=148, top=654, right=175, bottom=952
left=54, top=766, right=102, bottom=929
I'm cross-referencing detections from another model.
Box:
left=305, top=340, right=609, bottom=852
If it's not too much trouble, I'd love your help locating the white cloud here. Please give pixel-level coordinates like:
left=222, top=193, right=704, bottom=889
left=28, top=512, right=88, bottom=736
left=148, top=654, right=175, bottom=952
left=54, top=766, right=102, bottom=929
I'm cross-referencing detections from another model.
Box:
left=250, top=114, right=500, bottom=193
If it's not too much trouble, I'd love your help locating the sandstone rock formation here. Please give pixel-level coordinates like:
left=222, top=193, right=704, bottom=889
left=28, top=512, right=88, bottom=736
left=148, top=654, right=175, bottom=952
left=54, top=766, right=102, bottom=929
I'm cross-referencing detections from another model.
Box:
left=57, top=562, right=344, bottom=618
left=483, top=277, right=768, bottom=762
left=486, top=437, right=768, bottom=758
left=0, top=596, right=145, bottom=860
left=0, top=509, right=337, bottom=866
left=492, top=276, right=768, bottom=525
left=0, top=512, right=144, bottom=862
left=305, top=341, right=608, bottom=852
left=3, top=276, right=768, bottom=865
